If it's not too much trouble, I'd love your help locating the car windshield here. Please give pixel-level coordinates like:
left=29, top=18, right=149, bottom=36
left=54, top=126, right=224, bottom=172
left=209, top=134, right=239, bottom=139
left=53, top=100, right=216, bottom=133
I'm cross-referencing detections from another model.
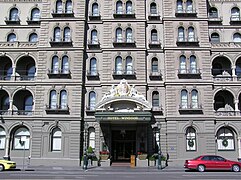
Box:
left=193, top=156, right=201, bottom=160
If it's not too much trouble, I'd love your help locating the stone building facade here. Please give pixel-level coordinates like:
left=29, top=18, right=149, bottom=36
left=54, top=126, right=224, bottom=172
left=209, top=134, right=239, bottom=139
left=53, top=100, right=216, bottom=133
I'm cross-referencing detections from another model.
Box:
left=0, top=0, right=241, bottom=167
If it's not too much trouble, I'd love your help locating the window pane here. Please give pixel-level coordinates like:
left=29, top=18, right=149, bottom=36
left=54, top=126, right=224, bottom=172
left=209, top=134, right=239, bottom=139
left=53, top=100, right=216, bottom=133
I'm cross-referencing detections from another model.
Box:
left=151, top=30, right=158, bottom=41
left=50, top=90, right=57, bottom=109
left=52, top=56, right=59, bottom=73
left=60, top=90, right=67, bottom=109
left=91, top=30, right=98, bottom=44
left=7, top=33, right=16, bottom=42
left=116, top=1, right=123, bottom=14
left=150, top=3, right=157, bottom=14
left=116, top=28, right=122, bottom=42
left=10, top=8, right=18, bottom=21
left=126, top=1, right=132, bottom=14
left=186, top=127, right=196, bottom=151
left=89, top=92, right=96, bottom=110
left=180, top=56, right=186, bottom=73
left=191, top=90, right=198, bottom=108
left=190, top=56, right=197, bottom=73
left=54, top=28, right=61, bottom=42
left=14, top=127, right=30, bottom=150
left=25, top=96, right=33, bottom=111
left=90, top=58, right=97, bottom=75
left=65, top=0, right=72, bottom=13
left=186, top=0, right=193, bottom=12
left=178, top=27, right=184, bottom=41
left=31, top=8, right=40, bottom=21
left=56, top=0, right=63, bottom=13
left=29, top=33, right=38, bottom=42
left=233, top=33, right=241, bottom=42
left=152, top=58, right=158, bottom=72
left=115, top=56, right=122, bottom=74
left=126, top=56, right=133, bottom=74
left=188, top=27, right=194, bottom=41
left=62, top=56, right=69, bottom=73
left=152, top=92, right=159, bottom=107
left=64, top=28, right=71, bottom=42
left=126, top=28, right=132, bottom=42
left=181, top=90, right=188, bottom=108
left=92, top=3, right=99, bottom=16
left=177, top=0, right=183, bottom=12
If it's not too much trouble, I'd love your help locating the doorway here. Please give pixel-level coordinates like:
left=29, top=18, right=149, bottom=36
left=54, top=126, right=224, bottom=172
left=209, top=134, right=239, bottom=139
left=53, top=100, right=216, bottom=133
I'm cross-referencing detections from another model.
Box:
left=112, top=130, right=136, bottom=162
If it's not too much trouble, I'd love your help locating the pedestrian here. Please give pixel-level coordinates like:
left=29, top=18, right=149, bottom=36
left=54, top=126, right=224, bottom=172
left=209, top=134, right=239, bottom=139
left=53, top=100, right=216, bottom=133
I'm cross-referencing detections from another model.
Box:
left=166, top=153, right=169, bottom=167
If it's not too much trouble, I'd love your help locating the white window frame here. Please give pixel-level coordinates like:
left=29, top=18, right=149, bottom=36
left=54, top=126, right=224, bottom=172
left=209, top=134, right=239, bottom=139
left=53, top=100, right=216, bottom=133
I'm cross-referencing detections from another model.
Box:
left=51, top=128, right=62, bottom=151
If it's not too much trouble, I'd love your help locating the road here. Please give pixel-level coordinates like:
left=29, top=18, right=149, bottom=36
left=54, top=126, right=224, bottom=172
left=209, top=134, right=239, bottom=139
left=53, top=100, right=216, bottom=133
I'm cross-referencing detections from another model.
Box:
left=0, top=166, right=241, bottom=180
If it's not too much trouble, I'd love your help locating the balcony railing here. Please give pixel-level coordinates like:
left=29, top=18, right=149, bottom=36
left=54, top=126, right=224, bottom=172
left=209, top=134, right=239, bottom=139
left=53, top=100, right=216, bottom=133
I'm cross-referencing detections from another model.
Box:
left=179, top=104, right=203, bottom=114
left=0, top=110, right=9, bottom=115
left=5, top=17, right=20, bottom=24
left=113, top=10, right=135, bottom=18
left=113, top=38, right=136, bottom=47
left=208, top=15, right=222, bottom=24
left=89, top=12, right=101, bottom=20
left=215, top=110, right=237, bottom=116
left=87, top=70, right=99, bottom=80
left=45, top=105, right=69, bottom=114
left=212, top=69, right=233, bottom=81
left=176, top=37, right=199, bottom=46
left=49, top=38, right=73, bottom=46
left=51, top=10, right=74, bottom=17
left=152, top=106, right=163, bottom=114
left=149, top=70, right=162, bottom=80
left=12, top=110, right=33, bottom=115
left=149, top=39, right=161, bottom=48
left=26, top=17, right=41, bottom=24
left=47, top=69, right=71, bottom=78
left=86, top=106, right=95, bottom=114
left=148, top=11, right=160, bottom=20
left=112, top=69, right=136, bottom=79
left=178, top=69, right=201, bottom=79
left=15, top=75, right=35, bottom=81
left=175, top=8, right=197, bottom=17
left=88, top=39, right=100, bottom=48
left=230, top=15, right=241, bottom=24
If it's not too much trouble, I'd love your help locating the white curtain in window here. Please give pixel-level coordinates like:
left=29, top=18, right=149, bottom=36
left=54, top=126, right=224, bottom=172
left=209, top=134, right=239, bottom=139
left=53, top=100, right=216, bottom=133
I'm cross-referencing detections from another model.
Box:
left=191, top=90, right=198, bottom=108
left=50, top=90, right=57, bottom=109
left=91, top=30, right=98, bottom=44
left=89, top=92, right=96, bottom=110
left=29, top=33, right=38, bottom=42
left=116, top=1, right=123, bottom=14
left=178, top=27, right=184, bottom=41
left=126, top=56, right=133, bottom=74
left=65, top=0, right=72, bottom=13
left=181, top=90, right=188, bottom=108
left=31, top=8, right=40, bottom=21
left=190, top=56, right=197, bottom=73
left=56, top=0, right=63, bottom=13
left=116, top=56, right=122, bottom=74
left=52, top=56, right=59, bottom=74
left=186, top=0, right=193, bottom=13
left=126, top=28, right=133, bottom=42
left=188, top=27, right=195, bottom=41
left=10, top=8, right=19, bottom=21
left=92, top=3, right=99, bottom=16
left=89, top=128, right=95, bottom=149
left=0, top=128, right=6, bottom=149
left=52, top=128, right=62, bottom=151
left=126, top=1, right=132, bottom=14
left=54, top=28, right=61, bottom=42
left=180, top=56, right=186, bottom=73
left=217, top=128, right=234, bottom=150
left=14, top=127, right=30, bottom=150
left=62, top=56, right=69, bottom=74
left=90, top=58, right=97, bottom=75
left=177, top=0, right=183, bottom=12
left=64, top=27, right=71, bottom=42
left=233, top=33, right=241, bottom=42
left=231, top=8, right=240, bottom=21
left=8, top=34, right=16, bottom=42
left=60, top=90, right=67, bottom=109
left=116, top=28, right=123, bottom=42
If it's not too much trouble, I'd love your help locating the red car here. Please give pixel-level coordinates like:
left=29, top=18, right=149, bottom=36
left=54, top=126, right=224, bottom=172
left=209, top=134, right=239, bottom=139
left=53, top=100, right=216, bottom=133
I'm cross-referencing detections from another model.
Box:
left=184, top=155, right=241, bottom=172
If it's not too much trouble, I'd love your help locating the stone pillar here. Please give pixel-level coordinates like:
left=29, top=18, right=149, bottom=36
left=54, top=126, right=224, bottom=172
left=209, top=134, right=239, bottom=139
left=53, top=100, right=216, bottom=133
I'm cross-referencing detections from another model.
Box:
left=232, top=65, right=237, bottom=81
left=235, top=100, right=239, bottom=115
left=11, top=65, right=16, bottom=81
left=4, top=135, right=10, bottom=160
left=238, top=137, right=241, bottom=160
left=8, top=99, right=13, bottom=115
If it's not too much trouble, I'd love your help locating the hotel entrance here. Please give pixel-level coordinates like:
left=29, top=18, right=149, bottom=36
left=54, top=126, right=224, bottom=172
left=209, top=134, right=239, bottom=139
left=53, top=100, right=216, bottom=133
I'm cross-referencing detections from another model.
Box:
left=112, top=130, right=136, bottom=162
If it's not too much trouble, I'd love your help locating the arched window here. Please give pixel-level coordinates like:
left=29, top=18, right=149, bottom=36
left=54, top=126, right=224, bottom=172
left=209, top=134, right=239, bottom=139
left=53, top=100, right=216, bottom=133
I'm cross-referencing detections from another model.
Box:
left=7, top=33, right=16, bottom=42
left=188, top=27, right=195, bottom=41
left=233, top=33, right=241, bottom=42
left=151, top=29, right=158, bottom=42
left=9, top=8, right=19, bottom=21
left=56, top=0, right=63, bottom=13
left=190, top=55, right=197, bottom=73
left=88, top=127, right=95, bottom=150
left=4, top=63, right=12, bottom=80
left=90, top=58, right=97, bottom=75
left=115, top=56, right=122, bottom=74
left=231, top=7, right=240, bottom=21
left=31, top=8, right=40, bottom=21
left=24, top=95, right=33, bottom=113
left=179, top=55, right=186, bottom=73
left=51, top=128, right=62, bottom=151
left=217, top=127, right=235, bottom=150
left=0, top=127, right=6, bottom=149
left=65, top=0, right=72, bottom=13
left=91, top=30, right=98, bottom=44
left=186, top=127, right=196, bottom=151
left=27, top=64, right=36, bottom=79
left=211, top=33, right=220, bottom=43
left=181, top=89, right=188, bottom=108
left=13, top=127, right=30, bottom=150
left=49, top=90, right=57, bottom=109
left=177, top=0, right=183, bottom=13
left=186, top=0, right=193, bottom=13
left=53, top=27, right=61, bottom=42
left=191, top=90, right=198, bottom=108
left=209, top=7, right=218, bottom=18
left=116, top=1, right=123, bottom=14
left=126, top=28, right=133, bottom=42
left=152, top=91, right=159, bottom=107
left=1, top=96, right=9, bottom=111
left=150, top=2, right=157, bottom=14
left=126, top=56, right=133, bottom=74
left=126, top=1, right=133, bottom=14
left=63, top=27, right=71, bottom=42
left=89, top=91, right=96, bottom=110
left=29, top=33, right=38, bottom=42
left=116, top=28, right=123, bottom=42
left=52, top=56, right=59, bottom=74
left=92, top=3, right=99, bottom=16
left=60, top=90, right=67, bottom=109
left=61, top=56, right=69, bottom=74
left=178, top=27, right=185, bottom=41
left=151, top=58, right=158, bottom=73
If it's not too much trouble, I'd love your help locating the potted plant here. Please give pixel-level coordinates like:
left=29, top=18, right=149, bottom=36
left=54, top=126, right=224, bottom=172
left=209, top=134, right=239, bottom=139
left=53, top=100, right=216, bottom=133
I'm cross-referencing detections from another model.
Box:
left=149, top=155, right=156, bottom=166
left=99, top=150, right=109, bottom=160
left=137, top=152, right=147, bottom=160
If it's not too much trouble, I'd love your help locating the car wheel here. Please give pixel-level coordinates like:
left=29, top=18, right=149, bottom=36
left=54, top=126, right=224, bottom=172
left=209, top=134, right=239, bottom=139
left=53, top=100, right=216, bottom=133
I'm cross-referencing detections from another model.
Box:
left=197, top=165, right=205, bottom=172
left=232, top=165, right=240, bottom=172
left=0, top=164, right=4, bottom=171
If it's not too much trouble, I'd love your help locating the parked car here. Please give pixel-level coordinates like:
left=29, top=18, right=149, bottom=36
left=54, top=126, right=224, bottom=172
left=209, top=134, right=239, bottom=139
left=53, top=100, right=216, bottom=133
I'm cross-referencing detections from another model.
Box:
left=184, top=155, right=241, bottom=172
left=0, top=159, right=16, bottom=171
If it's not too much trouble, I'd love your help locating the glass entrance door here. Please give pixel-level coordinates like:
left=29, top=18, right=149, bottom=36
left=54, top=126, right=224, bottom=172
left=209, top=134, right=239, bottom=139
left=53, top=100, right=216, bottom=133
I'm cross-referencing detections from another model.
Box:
left=112, top=130, right=136, bottom=161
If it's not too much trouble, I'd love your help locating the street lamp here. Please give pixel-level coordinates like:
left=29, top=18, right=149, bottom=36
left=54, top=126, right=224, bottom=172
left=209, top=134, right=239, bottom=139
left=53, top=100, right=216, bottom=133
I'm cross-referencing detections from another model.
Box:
left=157, top=122, right=162, bottom=170
left=83, top=122, right=89, bottom=170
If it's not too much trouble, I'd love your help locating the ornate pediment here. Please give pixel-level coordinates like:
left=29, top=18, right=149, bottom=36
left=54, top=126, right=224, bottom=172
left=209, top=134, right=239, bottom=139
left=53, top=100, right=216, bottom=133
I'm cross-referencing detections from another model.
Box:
left=96, top=79, right=151, bottom=111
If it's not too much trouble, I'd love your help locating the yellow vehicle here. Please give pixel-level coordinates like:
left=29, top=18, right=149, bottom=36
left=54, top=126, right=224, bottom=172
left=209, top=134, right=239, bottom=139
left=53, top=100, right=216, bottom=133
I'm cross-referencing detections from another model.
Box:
left=0, top=159, right=16, bottom=171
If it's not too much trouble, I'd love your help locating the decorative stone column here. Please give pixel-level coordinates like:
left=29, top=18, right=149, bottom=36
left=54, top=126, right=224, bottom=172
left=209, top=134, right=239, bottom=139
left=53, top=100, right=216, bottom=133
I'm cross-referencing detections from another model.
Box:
left=4, top=135, right=10, bottom=160
left=232, top=66, right=237, bottom=81
left=234, top=100, right=239, bottom=116
left=11, top=65, right=16, bottom=81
